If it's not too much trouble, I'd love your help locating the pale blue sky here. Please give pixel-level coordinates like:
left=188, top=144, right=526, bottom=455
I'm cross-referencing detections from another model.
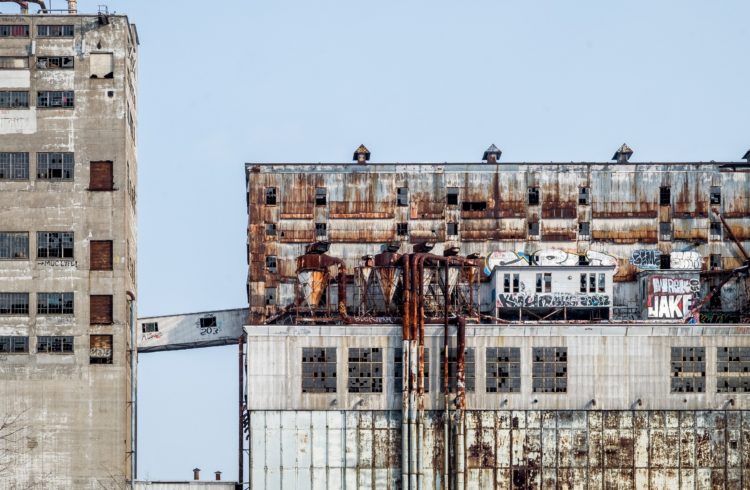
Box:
left=72, top=0, right=750, bottom=482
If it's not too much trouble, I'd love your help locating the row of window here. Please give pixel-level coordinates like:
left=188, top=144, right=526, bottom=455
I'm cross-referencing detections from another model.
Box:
left=0, top=232, right=113, bottom=265
left=0, top=335, right=113, bottom=364
left=0, top=155, right=115, bottom=188
left=0, top=55, right=75, bottom=70
left=502, top=273, right=605, bottom=294
left=0, top=24, right=74, bottom=37
left=298, top=346, right=750, bottom=395
left=0, top=91, right=74, bottom=108
left=0, top=293, right=113, bottom=322
left=263, top=186, right=723, bottom=208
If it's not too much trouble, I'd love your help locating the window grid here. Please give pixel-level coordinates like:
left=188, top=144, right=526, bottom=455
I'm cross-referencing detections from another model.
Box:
left=0, top=152, right=29, bottom=180
left=36, top=24, right=74, bottom=37
left=37, top=91, right=74, bottom=108
left=397, top=223, right=408, bottom=236
left=0, top=25, right=29, bottom=37
left=0, top=232, right=28, bottom=259
left=36, top=56, right=74, bottom=69
left=532, top=347, right=567, bottom=393
left=36, top=232, right=74, bottom=258
left=37, top=336, right=74, bottom=354
left=670, top=347, right=705, bottom=393
left=199, top=316, right=217, bottom=328
left=302, top=347, right=337, bottom=393
left=717, top=347, right=750, bottom=393
left=37, top=153, right=74, bottom=180
left=0, top=91, right=29, bottom=108
left=348, top=347, right=383, bottom=393
left=37, top=292, right=74, bottom=315
left=486, top=347, right=521, bottom=393
left=394, top=347, right=429, bottom=393
left=0, top=293, right=29, bottom=315
left=0, top=336, right=28, bottom=353
left=440, top=347, right=475, bottom=393
left=141, top=322, right=158, bottom=333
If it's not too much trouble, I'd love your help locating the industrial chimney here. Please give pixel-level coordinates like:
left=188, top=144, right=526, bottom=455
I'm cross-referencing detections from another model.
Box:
left=482, top=144, right=502, bottom=164
left=353, top=144, right=370, bottom=164
left=192, top=468, right=201, bottom=481
left=612, top=143, right=633, bottom=163
left=215, top=470, right=222, bottom=481
left=67, top=0, right=76, bottom=13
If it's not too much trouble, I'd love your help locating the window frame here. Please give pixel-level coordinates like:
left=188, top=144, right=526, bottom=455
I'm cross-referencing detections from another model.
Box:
left=36, top=231, right=74, bottom=259
left=37, top=335, right=74, bottom=354
left=36, top=24, right=74, bottom=37
left=37, top=152, right=74, bottom=181
left=36, top=56, right=74, bottom=70
left=264, top=187, right=277, bottom=206
left=0, top=336, right=29, bottom=354
left=0, top=232, right=29, bottom=260
left=446, top=187, right=459, bottom=206
left=314, top=187, right=327, bottom=206
left=0, top=91, right=29, bottom=108
left=397, top=187, right=409, bottom=207
left=301, top=347, right=337, bottom=393
left=0, top=25, right=29, bottom=37
left=0, top=293, right=29, bottom=315
left=347, top=347, right=383, bottom=393
left=265, top=255, right=277, bottom=273
left=36, top=90, right=75, bottom=109
left=528, top=187, right=540, bottom=206
left=37, top=292, right=74, bottom=315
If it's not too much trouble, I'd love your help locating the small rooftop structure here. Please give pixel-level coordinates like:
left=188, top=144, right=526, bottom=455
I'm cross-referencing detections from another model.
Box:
left=353, top=144, right=370, bottom=163
left=482, top=144, right=502, bottom=163
left=612, top=143, right=633, bottom=163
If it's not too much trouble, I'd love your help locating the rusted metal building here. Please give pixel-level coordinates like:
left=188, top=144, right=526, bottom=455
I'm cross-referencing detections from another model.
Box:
left=242, top=145, right=750, bottom=489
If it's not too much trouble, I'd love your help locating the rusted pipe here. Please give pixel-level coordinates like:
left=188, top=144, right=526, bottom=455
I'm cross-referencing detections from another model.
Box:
left=455, top=316, right=466, bottom=490
left=408, top=255, right=418, bottom=490
left=716, top=211, right=749, bottom=261
left=416, top=254, right=427, bottom=489
left=442, top=259, right=450, bottom=488
left=400, top=254, right=411, bottom=489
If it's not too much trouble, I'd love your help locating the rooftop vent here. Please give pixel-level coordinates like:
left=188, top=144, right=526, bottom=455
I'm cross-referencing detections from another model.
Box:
left=612, top=143, right=633, bottom=163
left=482, top=144, right=502, bottom=164
left=192, top=468, right=200, bottom=481
left=743, top=149, right=750, bottom=162
left=353, top=144, right=370, bottom=164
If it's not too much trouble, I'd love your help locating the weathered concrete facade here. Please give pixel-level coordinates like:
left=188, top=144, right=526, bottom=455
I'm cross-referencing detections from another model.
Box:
left=0, top=12, right=138, bottom=487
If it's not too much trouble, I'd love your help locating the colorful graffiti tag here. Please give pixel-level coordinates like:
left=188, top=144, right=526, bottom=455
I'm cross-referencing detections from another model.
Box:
left=646, top=275, right=700, bottom=319
left=629, top=249, right=661, bottom=270
left=497, top=293, right=610, bottom=308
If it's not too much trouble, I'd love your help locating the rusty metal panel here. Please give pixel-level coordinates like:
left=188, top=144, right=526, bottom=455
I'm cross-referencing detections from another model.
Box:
left=591, top=170, right=659, bottom=218
left=461, top=218, right=525, bottom=241
left=541, top=220, right=577, bottom=241
left=280, top=174, right=315, bottom=219
left=672, top=218, right=709, bottom=242
left=592, top=219, right=658, bottom=244
left=278, top=220, right=315, bottom=243
left=328, top=219, right=396, bottom=243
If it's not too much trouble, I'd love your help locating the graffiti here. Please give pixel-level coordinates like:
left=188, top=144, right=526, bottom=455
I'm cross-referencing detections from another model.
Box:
left=36, top=260, right=77, bottom=267
left=533, top=249, right=579, bottom=266
left=497, top=292, right=610, bottom=308
left=141, top=331, right=161, bottom=342
left=646, top=275, right=700, bottom=319
left=485, top=251, right=528, bottom=275
left=671, top=251, right=702, bottom=270
left=699, top=311, right=740, bottom=324
left=585, top=250, right=619, bottom=274
left=629, top=249, right=661, bottom=270
left=89, top=347, right=112, bottom=358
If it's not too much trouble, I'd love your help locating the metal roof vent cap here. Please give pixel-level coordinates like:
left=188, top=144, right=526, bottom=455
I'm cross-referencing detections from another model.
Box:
left=192, top=468, right=200, bottom=481
left=482, top=144, right=502, bottom=164
left=742, top=149, right=750, bottom=162
left=215, top=470, right=222, bottom=481
left=353, top=144, right=370, bottom=164
left=612, top=143, right=633, bottom=163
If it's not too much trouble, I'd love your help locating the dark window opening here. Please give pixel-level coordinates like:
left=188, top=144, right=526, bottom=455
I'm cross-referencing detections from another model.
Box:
left=580, top=273, right=587, bottom=293
left=265, top=287, right=276, bottom=306
left=717, top=347, right=750, bottom=393
left=0, top=232, right=28, bottom=259
left=446, top=188, right=459, bottom=206
left=265, top=223, right=277, bottom=236
left=302, top=347, right=337, bottom=393
left=462, top=201, right=487, bottom=211
left=37, top=292, right=74, bottom=315
left=512, top=273, right=519, bottom=293
left=447, top=222, right=459, bottom=236
left=37, top=232, right=74, bottom=258
left=660, top=187, right=671, bottom=206
left=544, top=273, right=552, bottom=293
left=266, top=255, right=277, bottom=273
left=0, top=336, right=28, bottom=354
left=397, top=187, right=409, bottom=207
left=578, top=222, right=590, bottom=237
left=347, top=347, right=383, bottom=393
left=528, top=221, right=540, bottom=237
left=397, top=223, right=408, bottom=236
left=315, top=222, right=327, bottom=237
left=441, top=347, right=475, bottom=392
left=141, top=322, right=158, bottom=333
left=670, top=347, right=705, bottom=393
left=660, top=254, right=671, bottom=270
left=578, top=187, right=590, bottom=205
left=200, top=316, right=217, bottom=328
left=37, top=336, right=74, bottom=354
left=710, top=254, right=722, bottom=270
left=0, top=25, right=29, bottom=37
left=89, top=334, right=113, bottom=364
left=528, top=187, right=540, bottom=205
left=315, top=187, right=327, bottom=206
left=710, top=221, right=722, bottom=239
left=265, top=187, right=277, bottom=206
left=0, top=293, right=29, bottom=315
left=37, top=153, right=74, bottom=180
left=709, top=186, right=721, bottom=205
left=36, top=56, right=74, bottom=69
left=535, top=273, right=542, bottom=293
left=659, top=222, right=672, bottom=241
left=37, top=25, right=74, bottom=37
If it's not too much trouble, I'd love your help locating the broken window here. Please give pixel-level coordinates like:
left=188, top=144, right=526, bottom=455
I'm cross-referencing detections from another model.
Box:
left=0, top=232, right=28, bottom=259
left=396, top=223, right=408, bottom=236
left=0, top=25, right=29, bottom=37
left=347, top=347, right=383, bottom=393
left=659, top=186, right=671, bottom=206
left=0, top=293, right=28, bottom=315
left=670, top=347, right=705, bottom=393
left=660, top=253, right=671, bottom=270
left=265, top=223, right=277, bottom=236
left=89, top=161, right=113, bottom=191
left=36, top=56, right=74, bottom=69
left=589, top=273, right=596, bottom=293
left=544, top=273, right=552, bottom=293
left=90, top=295, right=113, bottom=324
left=0, top=336, right=28, bottom=354
left=447, top=222, right=459, bottom=236
left=0, top=91, right=29, bottom=108
left=397, top=187, right=409, bottom=207
left=302, top=347, right=337, bottom=393
left=578, top=222, right=590, bottom=238
left=89, top=53, right=114, bottom=78
left=709, top=186, right=721, bottom=205
left=0, top=56, right=29, bottom=69
left=528, top=221, right=540, bottom=238
left=710, top=221, right=722, bottom=240
left=37, top=153, right=74, bottom=180
left=446, top=187, right=459, bottom=206
left=486, top=347, right=521, bottom=393
left=532, top=347, right=567, bottom=393
left=528, top=187, right=540, bottom=205
left=37, top=336, right=74, bottom=354
left=90, top=240, right=113, bottom=271
left=580, top=274, right=587, bottom=293
left=394, top=347, right=429, bottom=393
left=37, top=91, right=74, bottom=108
left=717, top=347, right=750, bottom=393
left=512, top=273, right=519, bottom=293
left=89, top=334, right=113, bottom=364
left=315, top=222, right=327, bottom=237
left=710, top=254, right=722, bottom=270
left=264, top=187, right=277, bottom=205
left=659, top=222, right=672, bottom=241
left=503, top=273, right=520, bottom=293
left=535, top=273, right=543, bottom=293
left=37, top=292, right=74, bottom=315
left=598, top=273, right=605, bottom=293
left=36, top=24, right=74, bottom=37
left=578, top=187, right=590, bottom=205
left=37, top=232, right=74, bottom=258
left=199, top=316, right=217, bottom=328
left=0, top=152, right=29, bottom=180
left=265, top=287, right=276, bottom=305
left=315, top=187, right=327, bottom=206
left=265, top=255, right=277, bottom=273
left=461, top=201, right=486, bottom=211
left=141, top=322, right=158, bottom=333
left=440, top=347, right=475, bottom=392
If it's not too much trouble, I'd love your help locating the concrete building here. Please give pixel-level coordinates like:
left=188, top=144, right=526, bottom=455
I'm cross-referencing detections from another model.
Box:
left=0, top=5, right=138, bottom=488
left=242, top=145, right=750, bottom=489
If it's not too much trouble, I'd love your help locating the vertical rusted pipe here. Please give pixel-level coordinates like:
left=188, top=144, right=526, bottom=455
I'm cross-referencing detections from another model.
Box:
left=416, top=255, right=427, bottom=490
left=443, top=259, right=450, bottom=488
left=455, top=316, right=466, bottom=490
left=408, top=254, right=418, bottom=490
left=401, top=254, right=411, bottom=489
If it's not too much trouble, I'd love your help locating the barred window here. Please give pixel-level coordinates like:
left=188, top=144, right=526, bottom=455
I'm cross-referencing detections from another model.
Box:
left=37, top=91, right=74, bottom=108
left=37, top=336, right=74, bottom=354
left=36, top=25, right=74, bottom=37
left=0, top=336, right=28, bottom=353
left=37, top=232, right=74, bottom=258
left=394, top=347, right=429, bottom=393
left=0, top=232, right=28, bottom=259
left=0, top=91, right=29, bottom=108
left=302, top=347, right=337, bottom=393
left=36, top=56, right=74, bottom=69
left=717, top=347, right=750, bottom=393
left=486, top=347, right=521, bottom=393
left=347, top=347, right=383, bottom=393
left=532, top=347, right=567, bottom=393
left=141, top=322, right=158, bottom=333
left=440, top=347, right=475, bottom=392
left=0, top=25, right=29, bottom=37
left=37, top=153, right=74, bottom=180
left=0, top=293, right=29, bottom=315
left=37, top=292, right=74, bottom=315
left=0, top=152, right=29, bottom=180
left=670, top=347, right=705, bottom=393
